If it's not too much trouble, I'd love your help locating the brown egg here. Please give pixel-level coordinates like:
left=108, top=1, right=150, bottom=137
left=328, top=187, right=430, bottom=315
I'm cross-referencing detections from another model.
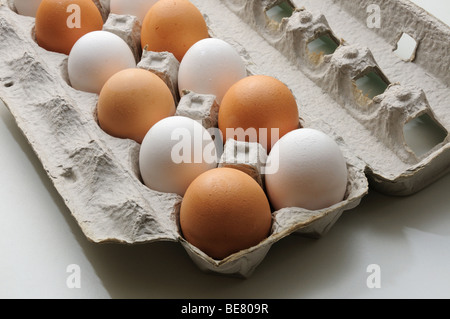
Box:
left=35, top=0, right=104, bottom=55
left=218, top=75, right=300, bottom=152
left=140, top=0, right=210, bottom=62
left=97, top=68, right=175, bottom=144
left=180, top=168, right=273, bottom=260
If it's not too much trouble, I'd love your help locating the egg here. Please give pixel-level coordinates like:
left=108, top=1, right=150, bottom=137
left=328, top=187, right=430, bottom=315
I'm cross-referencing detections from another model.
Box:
left=68, top=31, right=136, bottom=94
left=141, top=0, right=210, bottom=62
left=97, top=68, right=175, bottom=144
left=14, top=0, right=42, bottom=17
left=110, top=0, right=158, bottom=23
left=218, top=75, right=300, bottom=152
left=178, top=38, right=247, bottom=104
left=180, top=167, right=272, bottom=260
left=265, top=128, right=348, bottom=211
left=35, top=0, right=103, bottom=55
left=139, top=116, right=217, bottom=196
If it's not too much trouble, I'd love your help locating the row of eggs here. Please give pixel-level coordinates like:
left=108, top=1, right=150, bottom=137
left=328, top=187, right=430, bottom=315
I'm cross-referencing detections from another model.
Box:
left=16, top=0, right=165, bottom=24
left=14, top=0, right=348, bottom=260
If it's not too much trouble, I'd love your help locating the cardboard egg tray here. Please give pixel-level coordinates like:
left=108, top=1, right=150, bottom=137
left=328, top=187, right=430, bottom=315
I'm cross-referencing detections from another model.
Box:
left=1, top=0, right=449, bottom=277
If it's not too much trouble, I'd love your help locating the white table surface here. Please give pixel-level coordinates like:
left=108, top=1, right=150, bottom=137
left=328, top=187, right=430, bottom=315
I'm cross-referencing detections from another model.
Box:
left=1, top=0, right=450, bottom=299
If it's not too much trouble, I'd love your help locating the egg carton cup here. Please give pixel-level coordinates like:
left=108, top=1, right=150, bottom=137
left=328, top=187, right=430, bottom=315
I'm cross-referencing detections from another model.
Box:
left=0, top=0, right=449, bottom=277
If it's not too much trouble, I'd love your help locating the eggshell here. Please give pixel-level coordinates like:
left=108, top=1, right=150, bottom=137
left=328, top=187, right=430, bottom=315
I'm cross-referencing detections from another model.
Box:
left=68, top=31, right=136, bottom=94
left=178, top=38, right=247, bottom=103
left=180, top=167, right=272, bottom=260
left=140, top=0, right=210, bottom=62
left=110, top=0, right=158, bottom=23
left=14, top=0, right=42, bottom=17
left=139, top=116, right=217, bottom=196
left=35, top=0, right=103, bottom=55
left=265, top=128, right=348, bottom=211
left=97, top=68, right=175, bottom=144
left=218, top=75, right=300, bottom=152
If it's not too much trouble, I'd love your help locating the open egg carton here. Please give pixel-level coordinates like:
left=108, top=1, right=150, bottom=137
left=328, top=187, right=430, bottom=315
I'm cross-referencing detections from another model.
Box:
left=1, top=0, right=449, bottom=278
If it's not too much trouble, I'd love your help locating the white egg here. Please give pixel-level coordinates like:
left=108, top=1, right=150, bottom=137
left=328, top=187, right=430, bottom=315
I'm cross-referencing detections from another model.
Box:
left=178, top=38, right=247, bottom=104
left=110, top=0, right=158, bottom=23
left=14, top=0, right=42, bottom=17
left=139, top=116, right=217, bottom=196
left=68, top=31, right=136, bottom=94
left=265, top=128, right=348, bottom=211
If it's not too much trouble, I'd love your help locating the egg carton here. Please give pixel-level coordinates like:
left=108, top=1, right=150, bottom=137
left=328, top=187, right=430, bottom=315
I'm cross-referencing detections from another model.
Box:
left=0, top=0, right=449, bottom=278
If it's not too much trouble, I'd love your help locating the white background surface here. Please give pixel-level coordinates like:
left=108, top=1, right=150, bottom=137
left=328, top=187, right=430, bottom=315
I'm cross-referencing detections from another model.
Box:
left=1, top=0, right=450, bottom=299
